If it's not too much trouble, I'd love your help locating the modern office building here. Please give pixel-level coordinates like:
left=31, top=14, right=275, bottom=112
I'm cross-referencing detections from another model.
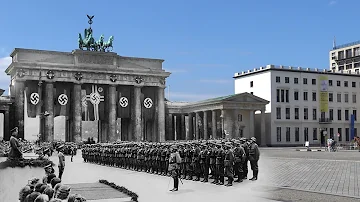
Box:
left=233, top=65, right=360, bottom=146
left=330, top=40, right=360, bottom=72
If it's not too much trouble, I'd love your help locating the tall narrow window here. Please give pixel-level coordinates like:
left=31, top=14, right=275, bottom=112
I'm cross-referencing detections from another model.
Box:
left=286, top=127, right=290, bottom=142
left=304, top=127, right=309, bottom=142
left=276, top=89, right=280, bottom=102
left=304, top=108, right=308, bottom=120
left=285, top=90, right=289, bottom=102
left=313, top=128, right=318, bottom=140
left=276, top=107, right=281, bottom=119
left=277, top=127, right=281, bottom=142
left=295, top=127, right=299, bottom=142
left=294, top=108, right=299, bottom=120
left=286, top=108, right=290, bottom=119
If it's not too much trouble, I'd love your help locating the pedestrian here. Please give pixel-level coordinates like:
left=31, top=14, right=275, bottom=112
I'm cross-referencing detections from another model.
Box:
left=57, top=145, right=65, bottom=180
left=168, top=145, right=181, bottom=192
left=248, top=137, right=260, bottom=181
left=70, top=147, right=74, bottom=162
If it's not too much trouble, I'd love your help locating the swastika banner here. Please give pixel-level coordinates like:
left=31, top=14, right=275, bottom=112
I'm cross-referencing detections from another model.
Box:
left=117, top=85, right=131, bottom=119
left=25, top=81, right=42, bottom=118
left=54, top=82, right=71, bottom=117
left=82, top=84, right=107, bottom=121
left=142, top=87, right=156, bottom=120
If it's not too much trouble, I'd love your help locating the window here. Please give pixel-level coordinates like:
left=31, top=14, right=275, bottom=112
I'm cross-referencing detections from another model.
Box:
left=286, top=108, right=290, bottom=119
left=313, top=128, right=318, bottom=140
left=281, top=90, right=285, bottom=102
left=344, top=81, right=348, bottom=87
left=294, top=78, right=298, bottom=84
left=304, top=108, right=308, bottom=120
left=238, top=114, right=243, bottom=122
left=346, top=64, right=352, bottom=70
left=353, top=110, right=357, bottom=121
left=285, top=77, right=289, bottom=83
left=276, top=76, right=280, bottom=83
left=352, top=82, right=356, bottom=88
left=250, top=81, right=253, bottom=88
left=295, top=127, right=299, bottom=142
left=337, top=93, right=341, bottom=102
left=330, top=109, right=334, bottom=120
left=312, top=108, right=317, bottom=120
left=285, top=90, right=289, bottom=103
left=276, top=127, right=281, bottom=142
left=312, top=92, right=317, bottom=101
left=329, top=93, right=333, bottom=102
left=345, top=128, right=350, bottom=141
left=353, top=94, right=357, bottom=103
left=294, top=108, right=299, bottom=120
left=303, top=92, right=308, bottom=101
left=304, top=127, right=309, bottom=141
left=338, top=51, right=344, bottom=59
left=321, top=111, right=325, bottom=119
left=338, top=128, right=342, bottom=141
left=330, top=128, right=334, bottom=139
left=276, top=89, right=280, bottom=102
left=276, top=107, right=281, bottom=119
left=312, top=79, right=316, bottom=85
left=337, top=109, right=342, bottom=120
left=345, top=94, right=349, bottom=103
left=329, top=80, right=333, bottom=86
left=294, top=91, right=299, bottom=101
left=286, top=127, right=290, bottom=142
left=303, top=78, right=307, bottom=84
left=355, top=47, right=360, bottom=56
left=337, top=80, right=341, bottom=86
left=345, top=110, right=349, bottom=121
left=346, top=49, right=352, bottom=58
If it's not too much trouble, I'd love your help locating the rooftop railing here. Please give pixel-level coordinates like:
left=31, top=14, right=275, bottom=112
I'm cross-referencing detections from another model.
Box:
left=333, top=40, right=360, bottom=50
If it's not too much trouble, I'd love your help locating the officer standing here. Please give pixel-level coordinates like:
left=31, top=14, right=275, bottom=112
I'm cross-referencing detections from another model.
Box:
left=168, top=145, right=182, bottom=192
left=241, top=138, right=250, bottom=179
left=224, top=142, right=234, bottom=186
left=233, top=140, right=245, bottom=182
left=248, top=137, right=260, bottom=181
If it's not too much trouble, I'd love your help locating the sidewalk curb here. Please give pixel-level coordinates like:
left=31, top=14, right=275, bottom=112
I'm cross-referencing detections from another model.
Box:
left=276, top=186, right=360, bottom=199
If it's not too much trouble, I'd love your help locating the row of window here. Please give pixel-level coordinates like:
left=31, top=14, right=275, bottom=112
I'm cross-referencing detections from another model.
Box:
left=276, top=89, right=357, bottom=103
left=275, top=107, right=357, bottom=121
left=274, top=76, right=359, bottom=88
left=332, top=47, right=360, bottom=60
left=276, top=127, right=357, bottom=142
left=332, top=63, right=360, bottom=70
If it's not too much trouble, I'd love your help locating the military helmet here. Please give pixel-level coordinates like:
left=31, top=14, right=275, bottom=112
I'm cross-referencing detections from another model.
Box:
left=250, top=137, right=257, bottom=142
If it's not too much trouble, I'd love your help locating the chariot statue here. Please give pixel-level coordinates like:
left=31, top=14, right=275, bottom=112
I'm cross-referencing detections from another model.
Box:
left=78, top=15, right=114, bottom=52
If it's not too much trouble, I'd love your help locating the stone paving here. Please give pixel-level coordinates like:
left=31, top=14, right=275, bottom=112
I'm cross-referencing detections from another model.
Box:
left=262, top=149, right=360, bottom=199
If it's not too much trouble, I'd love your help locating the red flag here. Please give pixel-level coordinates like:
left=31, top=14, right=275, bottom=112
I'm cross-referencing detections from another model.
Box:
left=142, top=87, right=156, bottom=120
left=117, top=85, right=131, bottom=118
left=26, top=81, right=41, bottom=118
left=54, top=83, right=71, bottom=117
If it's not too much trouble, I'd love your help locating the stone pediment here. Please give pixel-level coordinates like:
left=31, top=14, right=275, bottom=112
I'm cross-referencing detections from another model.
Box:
left=223, top=93, right=269, bottom=104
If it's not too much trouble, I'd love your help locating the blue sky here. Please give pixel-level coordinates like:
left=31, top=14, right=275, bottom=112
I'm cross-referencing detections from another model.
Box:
left=0, top=0, right=359, bottom=101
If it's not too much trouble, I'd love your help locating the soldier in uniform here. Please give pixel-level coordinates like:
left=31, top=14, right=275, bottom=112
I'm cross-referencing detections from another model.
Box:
left=192, top=143, right=201, bottom=181
left=168, top=145, right=181, bottom=192
left=248, top=137, right=260, bottom=181
left=208, top=143, right=216, bottom=179
left=233, top=140, right=245, bottom=182
left=224, top=142, right=234, bottom=186
left=178, top=144, right=186, bottom=179
left=241, top=138, right=250, bottom=179
left=200, top=143, right=209, bottom=182
left=184, top=144, right=193, bottom=180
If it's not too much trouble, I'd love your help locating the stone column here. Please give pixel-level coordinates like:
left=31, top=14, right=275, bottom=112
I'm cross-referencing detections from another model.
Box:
left=181, top=114, right=186, bottom=140
left=203, top=111, right=208, bottom=140
left=167, top=113, right=173, bottom=140
left=4, top=110, right=10, bottom=141
left=261, top=109, right=266, bottom=146
left=187, top=113, right=193, bottom=140
left=249, top=110, right=254, bottom=139
left=72, top=83, right=82, bottom=143
left=212, top=110, right=217, bottom=139
left=195, top=112, right=200, bottom=140
left=15, top=80, right=25, bottom=139
left=221, top=109, right=225, bottom=138
left=176, top=115, right=181, bottom=140
left=44, top=82, right=54, bottom=142
left=108, top=85, right=117, bottom=142
left=158, top=87, right=166, bottom=142
left=134, top=86, right=142, bottom=141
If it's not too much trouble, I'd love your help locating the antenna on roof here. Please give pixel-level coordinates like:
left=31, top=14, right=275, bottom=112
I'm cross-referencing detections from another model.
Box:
left=333, top=36, right=336, bottom=49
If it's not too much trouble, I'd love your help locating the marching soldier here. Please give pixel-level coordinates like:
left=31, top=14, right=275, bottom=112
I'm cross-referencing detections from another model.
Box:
left=248, top=137, right=260, bottom=181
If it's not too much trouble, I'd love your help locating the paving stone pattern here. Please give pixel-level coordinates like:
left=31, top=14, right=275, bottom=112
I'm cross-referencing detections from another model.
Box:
left=266, top=158, right=360, bottom=198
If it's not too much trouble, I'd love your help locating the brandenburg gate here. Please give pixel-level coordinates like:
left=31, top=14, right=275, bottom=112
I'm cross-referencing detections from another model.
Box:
left=5, top=16, right=170, bottom=143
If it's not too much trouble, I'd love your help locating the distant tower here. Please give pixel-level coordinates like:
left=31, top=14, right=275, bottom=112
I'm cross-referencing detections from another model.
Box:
left=333, top=36, right=336, bottom=49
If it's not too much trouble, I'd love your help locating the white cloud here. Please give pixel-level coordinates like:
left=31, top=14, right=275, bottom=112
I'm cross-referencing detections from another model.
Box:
left=168, top=92, right=224, bottom=102
left=0, top=57, right=11, bottom=92
left=198, top=79, right=232, bottom=84
left=329, top=0, right=337, bottom=5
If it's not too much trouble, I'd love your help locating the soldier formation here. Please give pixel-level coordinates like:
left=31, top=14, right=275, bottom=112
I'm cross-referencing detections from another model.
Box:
left=81, top=137, right=260, bottom=187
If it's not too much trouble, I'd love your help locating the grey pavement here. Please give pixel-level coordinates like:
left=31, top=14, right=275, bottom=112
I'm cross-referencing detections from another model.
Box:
left=261, top=148, right=360, bottom=201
